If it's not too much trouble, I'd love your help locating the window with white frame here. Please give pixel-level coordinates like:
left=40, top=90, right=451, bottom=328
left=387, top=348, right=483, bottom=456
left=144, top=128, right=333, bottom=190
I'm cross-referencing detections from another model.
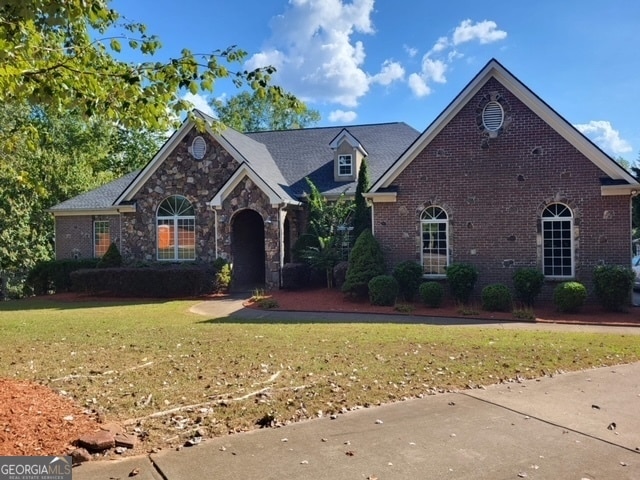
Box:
left=338, top=154, right=353, bottom=176
left=542, top=203, right=574, bottom=278
left=421, top=206, right=448, bottom=276
left=94, top=220, right=110, bottom=258
left=157, top=195, right=196, bottom=261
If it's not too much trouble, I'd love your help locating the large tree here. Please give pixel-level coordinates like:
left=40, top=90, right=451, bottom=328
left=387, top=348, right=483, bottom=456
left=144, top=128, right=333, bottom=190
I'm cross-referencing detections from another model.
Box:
left=211, top=89, right=320, bottom=132
left=0, top=0, right=287, bottom=131
left=0, top=103, right=162, bottom=295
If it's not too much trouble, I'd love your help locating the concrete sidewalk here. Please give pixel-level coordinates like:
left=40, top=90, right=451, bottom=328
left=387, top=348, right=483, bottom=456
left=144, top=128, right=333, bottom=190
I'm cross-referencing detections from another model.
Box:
left=72, top=362, right=640, bottom=479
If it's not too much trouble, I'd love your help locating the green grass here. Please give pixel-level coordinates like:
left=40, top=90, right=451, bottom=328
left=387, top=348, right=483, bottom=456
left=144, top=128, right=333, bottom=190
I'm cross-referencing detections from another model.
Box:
left=1, top=297, right=639, bottom=451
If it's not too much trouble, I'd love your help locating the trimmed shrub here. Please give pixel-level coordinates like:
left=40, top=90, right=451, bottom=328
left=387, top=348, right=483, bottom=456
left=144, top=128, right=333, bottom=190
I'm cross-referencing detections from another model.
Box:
left=292, top=233, right=320, bottom=262
left=25, top=259, right=99, bottom=295
left=282, top=262, right=311, bottom=290
left=392, top=261, right=423, bottom=301
left=593, top=265, right=635, bottom=312
left=333, top=261, right=349, bottom=289
left=553, top=281, right=587, bottom=313
left=481, top=283, right=513, bottom=312
left=97, top=242, right=122, bottom=268
left=368, top=275, right=399, bottom=306
left=342, top=230, right=385, bottom=298
left=419, top=281, right=444, bottom=308
left=445, top=263, right=478, bottom=304
left=513, top=268, right=545, bottom=307
left=70, top=264, right=215, bottom=298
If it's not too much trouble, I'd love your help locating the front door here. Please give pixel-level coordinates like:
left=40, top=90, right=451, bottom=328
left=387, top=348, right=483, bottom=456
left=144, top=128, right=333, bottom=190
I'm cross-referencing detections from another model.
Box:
left=231, top=209, right=265, bottom=291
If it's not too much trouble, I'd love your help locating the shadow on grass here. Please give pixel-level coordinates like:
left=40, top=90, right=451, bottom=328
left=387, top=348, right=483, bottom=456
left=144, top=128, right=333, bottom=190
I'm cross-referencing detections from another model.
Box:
left=197, top=309, right=512, bottom=327
left=0, top=295, right=178, bottom=311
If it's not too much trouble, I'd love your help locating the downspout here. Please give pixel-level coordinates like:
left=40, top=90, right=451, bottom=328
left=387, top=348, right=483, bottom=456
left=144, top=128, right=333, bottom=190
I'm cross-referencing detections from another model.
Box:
left=213, top=208, right=218, bottom=259
left=366, top=198, right=375, bottom=236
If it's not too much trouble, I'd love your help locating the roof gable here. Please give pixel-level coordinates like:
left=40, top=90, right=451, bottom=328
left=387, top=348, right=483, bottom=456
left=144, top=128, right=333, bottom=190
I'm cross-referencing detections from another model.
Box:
left=370, top=58, right=639, bottom=194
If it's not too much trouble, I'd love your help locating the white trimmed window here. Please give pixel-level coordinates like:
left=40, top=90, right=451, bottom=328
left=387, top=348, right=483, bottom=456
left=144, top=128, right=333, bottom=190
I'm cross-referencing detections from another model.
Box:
left=157, top=195, right=196, bottom=261
left=94, top=221, right=110, bottom=258
left=542, top=203, right=574, bottom=278
left=338, top=154, right=353, bottom=176
left=421, top=206, right=448, bottom=276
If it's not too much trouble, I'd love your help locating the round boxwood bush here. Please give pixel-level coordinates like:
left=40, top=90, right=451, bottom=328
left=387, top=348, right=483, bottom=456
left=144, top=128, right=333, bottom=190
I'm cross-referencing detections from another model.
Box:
left=419, top=281, right=444, bottom=308
left=513, top=268, right=545, bottom=307
left=592, top=265, right=635, bottom=312
left=392, top=260, right=423, bottom=301
left=446, top=263, right=478, bottom=304
left=481, top=283, right=513, bottom=312
left=553, top=281, right=587, bottom=313
left=368, top=275, right=399, bottom=306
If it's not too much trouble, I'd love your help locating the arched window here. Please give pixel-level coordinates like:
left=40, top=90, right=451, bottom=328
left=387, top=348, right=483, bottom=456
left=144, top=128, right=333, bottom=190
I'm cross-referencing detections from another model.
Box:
left=157, top=195, right=196, bottom=261
left=421, top=206, right=448, bottom=276
left=542, top=203, right=573, bottom=278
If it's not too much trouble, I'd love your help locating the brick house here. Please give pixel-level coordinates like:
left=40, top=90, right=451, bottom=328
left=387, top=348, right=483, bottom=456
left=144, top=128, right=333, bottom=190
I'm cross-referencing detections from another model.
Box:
left=51, top=59, right=639, bottom=294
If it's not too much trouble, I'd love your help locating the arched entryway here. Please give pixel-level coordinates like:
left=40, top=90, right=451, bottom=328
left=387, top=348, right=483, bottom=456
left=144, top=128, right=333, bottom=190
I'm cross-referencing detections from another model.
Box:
left=231, top=209, right=265, bottom=290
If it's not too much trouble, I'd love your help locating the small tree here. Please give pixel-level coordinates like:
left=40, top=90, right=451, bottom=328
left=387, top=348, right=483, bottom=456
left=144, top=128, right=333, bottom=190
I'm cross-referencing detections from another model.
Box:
left=352, top=158, right=370, bottom=240
left=342, top=230, right=385, bottom=298
left=299, top=178, right=354, bottom=288
left=97, top=242, right=122, bottom=268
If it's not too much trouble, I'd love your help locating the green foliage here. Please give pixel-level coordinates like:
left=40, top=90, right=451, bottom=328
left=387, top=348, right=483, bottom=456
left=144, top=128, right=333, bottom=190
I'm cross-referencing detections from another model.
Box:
left=25, top=259, right=99, bottom=295
left=553, top=282, right=587, bottom=313
left=281, top=263, right=311, bottom=290
left=593, top=265, right=635, bottom=312
left=213, top=258, right=232, bottom=293
left=0, top=1, right=285, bottom=131
left=513, top=268, right=545, bottom=307
left=0, top=103, right=162, bottom=277
left=211, top=89, right=320, bottom=132
left=445, top=263, right=478, bottom=304
left=419, top=281, right=444, bottom=308
left=352, top=157, right=370, bottom=240
left=70, top=265, right=215, bottom=297
left=368, top=275, right=399, bottom=306
left=97, top=242, right=123, bottom=268
left=481, top=283, right=513, bottom=312
left=342, top=230, right=385, bottom=298
left=392, top=260, right=423, bottom=301
left=298, top=178, right=354, bottom=288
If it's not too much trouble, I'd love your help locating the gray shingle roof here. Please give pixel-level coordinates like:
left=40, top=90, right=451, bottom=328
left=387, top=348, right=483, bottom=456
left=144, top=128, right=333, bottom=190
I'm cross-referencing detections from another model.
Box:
left=49, top=170, right=140, bottom=212
left=50, top=118, right=420, bottom=212
left=247, top=122, right=420, bottom=197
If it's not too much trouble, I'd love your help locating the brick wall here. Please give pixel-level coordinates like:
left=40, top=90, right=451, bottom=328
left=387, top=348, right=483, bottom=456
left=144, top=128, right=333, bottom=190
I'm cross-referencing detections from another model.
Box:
left=55, top=215, right=120, bottom=259
left=374, top=77, right=631, bottom=299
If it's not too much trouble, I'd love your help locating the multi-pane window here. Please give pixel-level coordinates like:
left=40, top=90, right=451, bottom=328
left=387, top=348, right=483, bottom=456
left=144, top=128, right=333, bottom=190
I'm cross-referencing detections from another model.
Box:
left=157, top=195, right=196, bottom=261
left=338, top=154, right=353, bottom=176
left=542, top=203, right=573, bottom=278
left=421, top=206, right=448, bottom=276
left=94, top=221, right=110, bottom=258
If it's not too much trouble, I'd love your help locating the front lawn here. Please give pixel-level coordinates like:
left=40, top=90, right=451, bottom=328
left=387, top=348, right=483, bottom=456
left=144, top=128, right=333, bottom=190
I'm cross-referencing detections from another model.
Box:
left=1, top=297, right=639, bottom=453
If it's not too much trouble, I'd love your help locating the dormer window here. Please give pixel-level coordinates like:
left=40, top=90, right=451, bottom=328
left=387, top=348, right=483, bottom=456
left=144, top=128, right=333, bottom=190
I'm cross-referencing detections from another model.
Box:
left=338, top=154, right=353, bottom=176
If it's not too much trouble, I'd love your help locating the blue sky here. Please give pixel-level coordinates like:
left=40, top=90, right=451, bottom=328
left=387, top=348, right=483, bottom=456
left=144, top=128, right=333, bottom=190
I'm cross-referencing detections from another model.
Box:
left=111, top=0, right=640, bottom=161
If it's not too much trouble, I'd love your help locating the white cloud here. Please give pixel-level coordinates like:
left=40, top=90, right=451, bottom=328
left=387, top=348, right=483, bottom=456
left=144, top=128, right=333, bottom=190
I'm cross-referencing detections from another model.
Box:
left=181, top=92, right=215, bottom=117
left=408, top=19, right=507, bottom=98
left=403, top=44, right=418, bottom=58
left=328, top=109, right=358, bottom=123
left=246, top=0, right=376, bottom=108
left=370, top=60, right=405, bottom=86
left=408, top=73, right=431, bottom=97
left=575, top=120, right=633, bottom=156
left=422, top=58, right=447, bottom=84
left=453, top=19, right=507, bottom=45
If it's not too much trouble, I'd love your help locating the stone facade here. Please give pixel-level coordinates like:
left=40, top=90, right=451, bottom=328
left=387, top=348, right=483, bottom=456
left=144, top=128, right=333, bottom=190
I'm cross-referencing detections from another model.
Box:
left=373, top=77, right=631, bottom=298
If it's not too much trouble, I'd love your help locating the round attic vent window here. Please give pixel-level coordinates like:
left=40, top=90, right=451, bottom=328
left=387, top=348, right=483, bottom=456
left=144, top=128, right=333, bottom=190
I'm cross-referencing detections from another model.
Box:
left=482, top=101, right=504, bottom=132
left=190, top=136, right=207, bottom=160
